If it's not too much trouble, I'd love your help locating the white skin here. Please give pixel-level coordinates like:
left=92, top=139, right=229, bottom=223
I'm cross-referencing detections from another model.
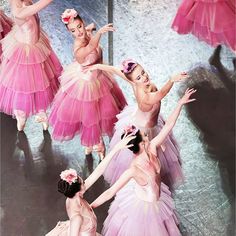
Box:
left=67, top=18, right=115, bottom=64
left=90, top=88, right=196, bottom=208
left=64, top=134, right=135, bottom=235
left=89, top=63, right=188, bottom=112
left=9, top=0, right=52, bottom=23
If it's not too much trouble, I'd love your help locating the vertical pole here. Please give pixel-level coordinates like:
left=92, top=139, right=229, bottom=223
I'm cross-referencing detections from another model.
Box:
left=108, top=0, right=113, bottom=65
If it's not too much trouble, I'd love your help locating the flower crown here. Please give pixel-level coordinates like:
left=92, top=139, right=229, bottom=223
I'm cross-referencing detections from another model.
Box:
left=121, top=59, right=138, bottom=74
left=124, top=125, right=138, bottom=135
left=60, top=168, right=78, bottom=185
left=61, top=9, right=78, bottom=24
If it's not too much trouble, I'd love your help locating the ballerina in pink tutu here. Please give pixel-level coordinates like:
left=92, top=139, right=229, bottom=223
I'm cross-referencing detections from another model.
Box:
left=171, top=0, right=236, bottom=51
left=0, top=9, right=13, bottom=62
left=49, top=9, right=127, bottom=159
left=90, top=59, right=188, bottom=189
left=46, top=134, right=135, bottom=236
left=0, top=0, right=62, bottom=131
left=91, top=89, right=196, bottom=236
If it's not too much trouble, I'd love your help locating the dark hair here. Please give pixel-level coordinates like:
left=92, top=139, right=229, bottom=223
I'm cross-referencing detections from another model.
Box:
left=65, top=15, right=83, bottom=28
left=121, top=62, right=138, bottom=81
left=58, top=178, right=82, bottom=198
left=121, top=130, right=143, bottom=154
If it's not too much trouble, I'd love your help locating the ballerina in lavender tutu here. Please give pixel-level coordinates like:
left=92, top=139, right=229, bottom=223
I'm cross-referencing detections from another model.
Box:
left=91, top=88, right=196, bottom=236
left=90, top=59, right=188, bottom=189
left=49, top=9, right=127, bottom=160
left=46, top=134, right=135, bottom=236
left=0, top=0, right=63, bottom=131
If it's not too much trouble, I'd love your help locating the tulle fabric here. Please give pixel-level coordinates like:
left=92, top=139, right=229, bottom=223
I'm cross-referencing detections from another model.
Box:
left=0, top=22, right=62, bottom=117
left=171, top=0, right=236, bottom=50
left=103, top=105, right=184, bottom=189
left=102, top=181, right=180, bottom=236
left=49, top=53, right=127, bottom=146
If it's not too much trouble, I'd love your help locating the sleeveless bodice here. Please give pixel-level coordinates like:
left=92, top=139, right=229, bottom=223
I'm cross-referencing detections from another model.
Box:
left=14, top=15, right=39, bottom=44
left=67, top=197, right=97, bottom=235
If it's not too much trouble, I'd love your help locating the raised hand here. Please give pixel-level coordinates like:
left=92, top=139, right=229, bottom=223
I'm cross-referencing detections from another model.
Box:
left=98, top=23, right=115, bottom=35
left=114, top=133, right=135, bottom=151
left=179, top=88, right=197, bottom=105
left=171, top=72, right=189, bottom=82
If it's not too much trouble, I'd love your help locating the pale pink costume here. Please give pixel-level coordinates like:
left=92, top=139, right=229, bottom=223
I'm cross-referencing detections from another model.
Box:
left=46, top=197, right=100, bottom=236
left=0, top=10, right=13, bottom=61
left=103, top=149, right=181, bottom=236
left=0, top=14, right=62, bottom=117
left=104, top=104, right=183, bottom=189
left=172, top=0, right=236, bottom=50
left=49, top=46, right=127, bottom=146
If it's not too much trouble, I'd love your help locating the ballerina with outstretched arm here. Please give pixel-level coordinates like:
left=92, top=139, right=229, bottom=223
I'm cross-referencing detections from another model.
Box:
left=90, top=88, right=196, bottom=236
left=46, top=134, right=135, bottom=236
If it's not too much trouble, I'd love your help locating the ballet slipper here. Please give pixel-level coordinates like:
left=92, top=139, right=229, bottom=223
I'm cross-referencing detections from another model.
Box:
left=93, top=140, right=106, bottom=161
left=85, top=146, right=93, bottom=155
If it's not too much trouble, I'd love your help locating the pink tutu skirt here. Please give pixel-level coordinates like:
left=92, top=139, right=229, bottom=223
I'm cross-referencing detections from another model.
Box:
left=49, top=63, right=127, bottom=146
left=0, top=28, right=62, bottom=117
left=171, top=0, right=236, bottom=50
left=103, top=105, right=183, bottom=189
left=46, top=221, right=101, bottom=236
left=102, top=182, right=180, bottom=236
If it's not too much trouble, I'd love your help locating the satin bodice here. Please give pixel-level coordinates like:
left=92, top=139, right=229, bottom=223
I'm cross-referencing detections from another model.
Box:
left=67, top=197, right=97, bottom=236
left=132, top=152, right=160, bottom=203
left=14, top=15, right=40, bottom=44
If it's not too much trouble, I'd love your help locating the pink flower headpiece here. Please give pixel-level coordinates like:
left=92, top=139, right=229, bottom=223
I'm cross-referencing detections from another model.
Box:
left=60, top=168, right=78, bottom=185
left=121, top=59, right=138, bottom=74
left=124, top=125, right=138, bottom=135
left=61, top=9, right=78, bottom=24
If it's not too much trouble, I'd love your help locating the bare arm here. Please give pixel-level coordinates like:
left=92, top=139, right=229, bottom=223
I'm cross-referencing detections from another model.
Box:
left=75, top=24, right=114, bottom=64
left=12, top=0, right=52, bottom=19
left=69, top=215, right=82, bottom=236
left=90, top=168, right=134, bottom=208
left=145, top=72, right=189, bottom=105
left=84, top=134, right=135, bottom=191
left=150, top=88, right=196, bottom=150
left=90, top=64, right=130, bottom=82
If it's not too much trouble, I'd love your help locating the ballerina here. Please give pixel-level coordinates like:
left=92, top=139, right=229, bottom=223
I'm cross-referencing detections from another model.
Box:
left=90, top=59, right=188, bottom=189
left=49, top=9, right=127, bottom=160
left=171, top=0, right=236, bottom=52
left=0, top=9, right=13, bottom=62
left=46, top=134, right=135, bottom=236
left=91, top=88, right=196, bottom=236
left=0, top=0, right=62, bottom=131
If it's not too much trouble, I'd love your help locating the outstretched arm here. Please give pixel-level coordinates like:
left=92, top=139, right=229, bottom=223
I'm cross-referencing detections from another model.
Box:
left=84, top=134, right=135, bottom=191
left=150, top=88, right=196, bottom=150
left=12, top=0, right=52, bottom=19
left=89, top=64, right=130, bottom=83
left=90, top=168, right=134, bottom=208
left=145, top=72, right=189, bottom=105
left=75, top=24, right=114, bottom=64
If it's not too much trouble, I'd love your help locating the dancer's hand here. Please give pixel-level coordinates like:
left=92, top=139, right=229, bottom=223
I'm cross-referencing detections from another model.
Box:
left=114, top=133, right=135, bottom=151
left=179, top=88, right=197, bottom=105
left=171, top=72, right=189, bottom=82
left=98, top=23, right=115, bottom=35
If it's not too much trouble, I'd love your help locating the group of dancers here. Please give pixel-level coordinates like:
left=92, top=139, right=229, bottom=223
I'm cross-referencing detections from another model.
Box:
left=0, top=0, right=235, bottom=235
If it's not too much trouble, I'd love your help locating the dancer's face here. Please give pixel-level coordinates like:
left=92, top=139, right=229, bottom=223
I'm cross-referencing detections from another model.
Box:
left=77, top=176, right=86, bottom=196
left=130, top=65, right=150, bottom=86
left=68, top=19, right=87, bottom=39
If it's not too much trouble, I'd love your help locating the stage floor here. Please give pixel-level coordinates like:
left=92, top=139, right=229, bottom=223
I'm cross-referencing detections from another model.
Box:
left=1, top=0, right=235, bottom=235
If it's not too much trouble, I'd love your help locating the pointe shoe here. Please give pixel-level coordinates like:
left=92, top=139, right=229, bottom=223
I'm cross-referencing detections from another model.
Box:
left=17, top=119, right=26, bottom=131
left=42, top=122, right=49, bottom=131
left=85, top=146, right=93, bottom=155
left=93, top=142, right=106, bottom=161
left=35, top=114, right=48, bottom=130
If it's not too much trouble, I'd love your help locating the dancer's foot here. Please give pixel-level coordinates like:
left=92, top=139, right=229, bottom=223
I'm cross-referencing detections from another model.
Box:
left=35, top=113, right=49, bottom=130
left=209, top=45, right=222, bottom=67
left=16, top=118, right=26, bottom=131
left=93, top=140, right=106, bottom=161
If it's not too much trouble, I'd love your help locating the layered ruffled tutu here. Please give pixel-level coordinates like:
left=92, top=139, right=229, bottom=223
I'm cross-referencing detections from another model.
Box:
left=102, top=181, right=180, bottom=236
left=103, top=105, right=183, bottom=189
left=171, top=0, right=236, bottom=50
left=0, top=26, right=62, bottom=117
left=49, top=62, right=127, bottom=146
